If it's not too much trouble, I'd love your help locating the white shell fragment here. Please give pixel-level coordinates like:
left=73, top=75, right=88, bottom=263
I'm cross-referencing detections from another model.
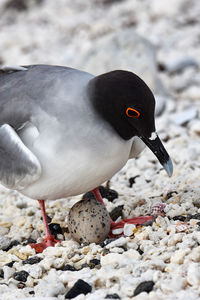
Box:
left=123, top=223, right=136, bottom=236
left=68, top=198, right=110, bottom=244
left=175, top=223, right=189, bottom=233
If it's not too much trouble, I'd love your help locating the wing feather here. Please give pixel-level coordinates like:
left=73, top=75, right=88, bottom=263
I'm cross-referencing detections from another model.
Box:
left=0, top=124, right=41, bottom=190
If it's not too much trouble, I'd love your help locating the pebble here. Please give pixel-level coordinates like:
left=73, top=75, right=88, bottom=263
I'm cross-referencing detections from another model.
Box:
left=161, top=57, right=198, bottom=74
left=0, top=226, right=9, bottom=236
left=68, top=198, right=110, bottom=244
left=65, top=279, right=92, bottom=299
left=175, top=223, right=189, bottom=233
left=123, top=224, right=136, bottom=236
left=82, top=186, right=118, bottom=202
left=2, top=265, right=15, bottom=280
left=17, top=281, right=26, bottom=289
left=129, top=176, right=140, bottom=187
left=105, top=237, right=127, bottom=249
left=62, top=264, right=77, bottom=271
left=187, top=263, right=200, bottom=286
left=98, top=186, right=118, bottom=202
left=49, top=223, right=63, bottom=236
left=109, top=205, right=124, bottom=221
left=23, top=264, right=43, bottom=279
left=34, top=270, right=65, bottom=297
left=134, top=281, right=155, bottom=296
left=170, top=108, right=197, bottom=126
left=189, top=246, right=200, bottom=262
left=20, top=298, right=58, bottom=300
left=101, top=252, right=131, bottom=268
left=170, top=249, right=190, bottom=264
left=0, top=236, right=11, bottom=250
left=22, top=256, right=42, bottom=265
left=105, top=293, right=121, bottom=299
left=88, top=259, right=100, bottom=268
left=0, top=269, right=4, bottom=278
left=160, top=275, right=187, bottom=293
left=13, top=270, right=29, bottom=282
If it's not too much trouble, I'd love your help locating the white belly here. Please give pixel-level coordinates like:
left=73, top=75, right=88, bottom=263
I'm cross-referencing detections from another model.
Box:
left=19, top=122, right=132, bottom=200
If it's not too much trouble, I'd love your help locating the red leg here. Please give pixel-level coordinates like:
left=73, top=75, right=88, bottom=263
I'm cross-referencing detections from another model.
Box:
left=30, top=200, right=60, bottom=253
left=92, top=187, right=156, bottom=237
left=92, top=187, right=104, bottom=204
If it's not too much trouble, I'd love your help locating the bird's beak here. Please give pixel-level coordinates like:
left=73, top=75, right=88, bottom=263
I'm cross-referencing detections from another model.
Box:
left=141, top=133, right=173, bottom=177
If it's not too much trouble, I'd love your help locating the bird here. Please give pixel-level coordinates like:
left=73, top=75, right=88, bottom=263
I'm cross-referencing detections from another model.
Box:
left=0, top=64, right=173, bottom=252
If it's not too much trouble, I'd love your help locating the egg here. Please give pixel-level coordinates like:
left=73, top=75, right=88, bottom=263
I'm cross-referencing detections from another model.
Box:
left=68, top=198, right=111, bottom=244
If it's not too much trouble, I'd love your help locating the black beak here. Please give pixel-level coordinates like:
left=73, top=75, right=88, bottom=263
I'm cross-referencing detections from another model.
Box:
left=141, top=134, right=173, bottom=177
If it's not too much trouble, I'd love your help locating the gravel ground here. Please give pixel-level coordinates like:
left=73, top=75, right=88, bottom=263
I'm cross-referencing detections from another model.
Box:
left=0, top=0, right=200, bottom=299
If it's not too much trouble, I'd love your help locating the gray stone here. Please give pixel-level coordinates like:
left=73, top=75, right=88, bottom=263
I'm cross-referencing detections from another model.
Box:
left=0, top=236, right=11, bottom=250
left=170, top=108, right=197, bottom=125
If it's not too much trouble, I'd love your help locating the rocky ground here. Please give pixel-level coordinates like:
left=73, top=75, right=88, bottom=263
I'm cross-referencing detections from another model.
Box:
left=0, top=0, right=200, bottom=299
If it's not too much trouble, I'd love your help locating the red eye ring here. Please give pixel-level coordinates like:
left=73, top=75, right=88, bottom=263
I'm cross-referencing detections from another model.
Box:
left=126, top=107, right=140, bottom=118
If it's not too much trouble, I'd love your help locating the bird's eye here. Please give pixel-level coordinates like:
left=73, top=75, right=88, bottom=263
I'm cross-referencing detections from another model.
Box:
left=126, top=107, right=140, bottom=118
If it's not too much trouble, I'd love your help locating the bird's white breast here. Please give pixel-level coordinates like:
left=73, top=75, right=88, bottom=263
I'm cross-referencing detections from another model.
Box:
left=19, top=114, right=133, bottom=200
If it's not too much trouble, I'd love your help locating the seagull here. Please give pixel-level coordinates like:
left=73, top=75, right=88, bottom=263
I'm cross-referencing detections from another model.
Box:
left=0, top=65, right=173, bottom=252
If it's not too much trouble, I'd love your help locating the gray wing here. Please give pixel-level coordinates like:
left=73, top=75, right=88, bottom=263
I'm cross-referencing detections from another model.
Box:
left=0, top=124, right=41, bottom=190
left=0, top=64, right=93, bottom=130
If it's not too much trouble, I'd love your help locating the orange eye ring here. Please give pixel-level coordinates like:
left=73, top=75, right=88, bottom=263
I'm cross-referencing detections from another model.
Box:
left=126, top=107, right=140, bottom=118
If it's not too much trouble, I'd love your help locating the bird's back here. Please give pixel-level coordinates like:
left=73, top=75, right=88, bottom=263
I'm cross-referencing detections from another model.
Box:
left=0, top=65, right=93, bottom=129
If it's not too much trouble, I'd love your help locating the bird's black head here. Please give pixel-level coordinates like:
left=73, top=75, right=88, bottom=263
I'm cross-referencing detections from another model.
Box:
left=89, top=70, right=155, bottom=140
left=88, top=70, right=173, bottom=177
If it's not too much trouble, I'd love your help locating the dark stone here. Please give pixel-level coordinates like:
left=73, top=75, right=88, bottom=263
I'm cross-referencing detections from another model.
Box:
left=49, top=223, right=63, bottom=236
left=157, top=62, right=167, bottom=72
left=173, top=216, right=186, bottom=222
left=46, top=215, right=52, bottom=224
left=166, top=191, right=178, bottom=200
left=134, top=281, right=155, bottom=296
left=105, top=293, right=121, bottom=299
left=102, top=0, right=123, bottom=5
left=62, top=264, right=77, bottom=271
left=65, top=279, right=92, bottom=299
left=101, top=238, right=117, bottom=247
left=22, top=256, right=42, bottom=265
left=13, top=271, right=29, bottom=282
left=82, top=186, right=118, bottom=202
left=188, top=213, right=200, bottom=220
left=29, top=291, right=35, bottom=295
left=88, top=259, right=101, bottom=269
left=0, top=269, right=4, bottom=279
left=4, top=0, right=43, bottom=11
left=109, top=205, right=124, bottom=221
left=4, top=0, right=28, bottom=11
left=23, top=238, right=37, bottom=246
left=129, top=175, right=140, bottom=187
left=82, top=191, right=95, bottom=200
left=6, top=261, right=15, bottom=268
left=137, top=247, right=144, bottom=255
left=99, top=186, right=118, bottom=202
left=89, top=259, right=100, bottom=266
left=17, top=282, right=26, bottom=289
left=4, top=240, right=20, bottom=251
left=81, top=263, right=88, bottom=269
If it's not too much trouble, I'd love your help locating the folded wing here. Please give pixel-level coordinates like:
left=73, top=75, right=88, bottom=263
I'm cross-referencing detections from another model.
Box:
left=0, top=124, right=41, bottom=190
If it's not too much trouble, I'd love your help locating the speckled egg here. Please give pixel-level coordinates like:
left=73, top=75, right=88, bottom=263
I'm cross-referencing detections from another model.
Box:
left=68, top=198, right=111, bottom=244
